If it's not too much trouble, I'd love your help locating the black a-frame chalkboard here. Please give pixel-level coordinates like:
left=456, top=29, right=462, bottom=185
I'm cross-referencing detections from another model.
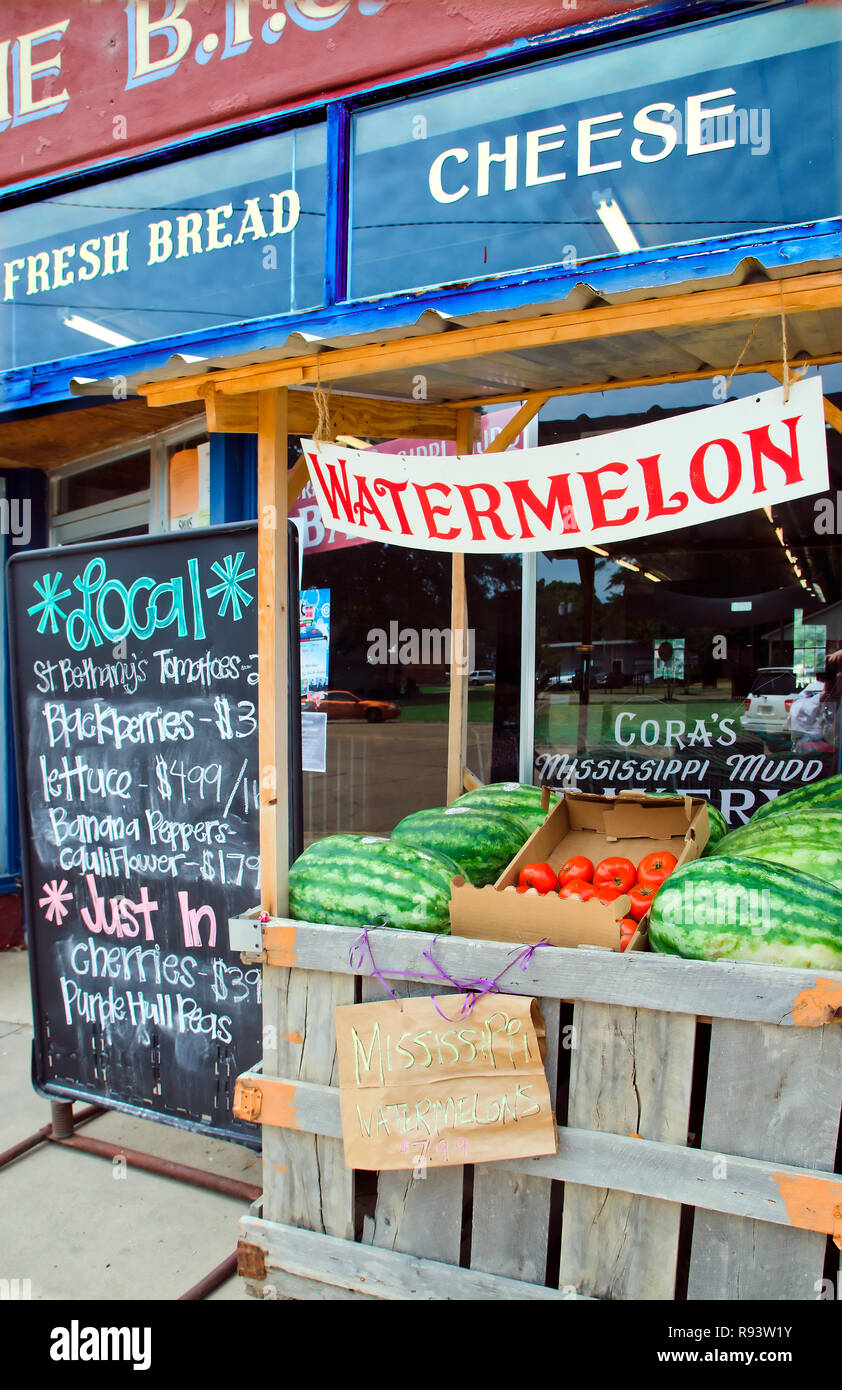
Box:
left=8, top=522, right=301, bottom=1148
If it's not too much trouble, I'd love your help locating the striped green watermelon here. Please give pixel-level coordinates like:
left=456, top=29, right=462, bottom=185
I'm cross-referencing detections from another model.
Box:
left=451, top=781, right=557, bottom=837
left=710, top=809, right=842, bottom=860
left=708, top=826, right=842, bottom=893
left=391, top=804, right=527, bottom=886
left=289, top=834, right=460, bottom=932
left=702, top=802, right=728, bottom=849
left=747, top=773, right=842, bottom=826
left=649, top=856, right=842, bottom=968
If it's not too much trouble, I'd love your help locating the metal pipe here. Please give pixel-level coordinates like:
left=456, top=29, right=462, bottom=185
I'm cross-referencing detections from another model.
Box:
left=178, top=1252, right=239, bottom=1301
left=0, top=1104, right=105, bottom=1171
left=50, top=1100, right=75, bottom=1139
left=0, top=1123, right=51, bottom=1170
left=48, top=1131, right=262, bottom=1203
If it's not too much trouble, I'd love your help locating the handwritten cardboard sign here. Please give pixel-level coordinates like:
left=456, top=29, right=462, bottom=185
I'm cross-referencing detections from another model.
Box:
left=334, top=994, right=557, bottom=1171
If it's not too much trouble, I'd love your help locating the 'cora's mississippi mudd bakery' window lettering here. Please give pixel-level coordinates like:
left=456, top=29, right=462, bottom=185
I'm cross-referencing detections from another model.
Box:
left=0, top=123, right=326, bottom=369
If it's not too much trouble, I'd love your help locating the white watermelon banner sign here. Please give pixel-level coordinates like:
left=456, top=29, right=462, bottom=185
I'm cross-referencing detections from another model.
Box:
left=301, top=379, right=828, bottom=554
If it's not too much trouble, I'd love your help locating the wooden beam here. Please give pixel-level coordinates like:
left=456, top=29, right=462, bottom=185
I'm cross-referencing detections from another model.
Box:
left=140, top=270, right=842, bottom=406
left=202, top=386, right=459, bottom=440
left=203, top=388, right=257, bottom=434
left=488, top=394, right=554, bottom=453
left=824, top=396, right=842, bottom=437
left=449, top=353, right=842, bottom=409
left=257, top=389, right=290, bottom=917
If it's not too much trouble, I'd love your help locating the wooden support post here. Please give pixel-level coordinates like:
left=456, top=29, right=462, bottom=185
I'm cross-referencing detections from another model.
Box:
left=257, top=389, right=290, bottom=916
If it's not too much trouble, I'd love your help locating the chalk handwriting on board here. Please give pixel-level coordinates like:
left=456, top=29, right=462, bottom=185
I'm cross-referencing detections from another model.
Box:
left=10, top=527, right=266, bottom=1145
left=26, top=550, right=255, bottom=650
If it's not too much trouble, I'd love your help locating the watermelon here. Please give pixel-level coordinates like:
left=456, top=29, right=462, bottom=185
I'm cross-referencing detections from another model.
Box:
left=289, top=834, right=461, bottom=933
left=708, top=826, right=842, bottom=893
left=747, top=773, right=842, bottom=827
left=698, top=803, right=728, bottom=855
left=649, top=856, right=842, bottom=968
left=451, top=781, right=557, bottom=836
left=710, top=809, right=842, bottom=861
left=391, top=804, right=527, bottom=885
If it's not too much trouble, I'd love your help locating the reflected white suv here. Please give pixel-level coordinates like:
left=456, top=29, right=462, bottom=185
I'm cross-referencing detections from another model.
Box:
left=741, top=668, right=802, bottom=737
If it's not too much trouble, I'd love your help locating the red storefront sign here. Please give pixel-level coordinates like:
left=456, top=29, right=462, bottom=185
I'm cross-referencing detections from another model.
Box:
left=0, top=1, right=639, bottom=186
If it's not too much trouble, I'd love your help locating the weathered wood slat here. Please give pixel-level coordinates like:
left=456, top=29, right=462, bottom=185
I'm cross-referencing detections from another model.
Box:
left=248, top=917, right=842, bottom=1027
left=246, top=1073, right=842, bottom=1235
left=241, top=1271, right=375, bottom=1301
left=470, top=999, right=561, bottom=1284
left=361, top=977, right=465, bottom=1266
left=260, top=964, right=355, bottom=1300
left=239, top=1215, right=590, bottom=1300
left=558, top=1004, right=696, bottom=1300
left=688, top=1020, right=842, bottom=1301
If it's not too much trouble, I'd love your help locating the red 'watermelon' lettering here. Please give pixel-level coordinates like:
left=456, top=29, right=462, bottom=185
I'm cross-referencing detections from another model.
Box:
left=744, top=416, right=804, bottom=494
left=506, top=474, right=580, bottom=539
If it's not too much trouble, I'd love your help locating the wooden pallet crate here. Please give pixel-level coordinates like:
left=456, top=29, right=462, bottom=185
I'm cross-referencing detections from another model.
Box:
left=234, top=918, right=842, bottom=1302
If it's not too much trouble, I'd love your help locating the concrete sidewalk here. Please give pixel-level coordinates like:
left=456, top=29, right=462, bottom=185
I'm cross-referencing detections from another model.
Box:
left=0, top=948, right=259, bottom=1302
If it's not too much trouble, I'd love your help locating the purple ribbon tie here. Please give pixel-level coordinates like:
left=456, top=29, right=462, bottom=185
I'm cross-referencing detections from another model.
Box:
left=348, top=921, right=549, bottom=1019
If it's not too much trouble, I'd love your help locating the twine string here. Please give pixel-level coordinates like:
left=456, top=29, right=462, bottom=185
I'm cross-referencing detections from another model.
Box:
left=313, top=356, right=332, bottom=442
left=348, top=922, right=549, bottom=1020
left=723, top=319, right=760, bottom=397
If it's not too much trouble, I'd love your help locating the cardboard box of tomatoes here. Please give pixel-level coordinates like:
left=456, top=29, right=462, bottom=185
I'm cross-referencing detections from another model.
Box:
left=449, top=789, right=710, bottom=952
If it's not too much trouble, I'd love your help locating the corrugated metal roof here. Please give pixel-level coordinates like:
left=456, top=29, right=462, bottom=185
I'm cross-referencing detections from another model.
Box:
left=64, top=234, right=842, bottom=411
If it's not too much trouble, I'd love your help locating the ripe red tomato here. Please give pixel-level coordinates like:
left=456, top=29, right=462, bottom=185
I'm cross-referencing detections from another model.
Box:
left=628, top=884, right=656, bottom=921
left=558, top=856, right=594, bottom=886
left=558, top=878, right=596, bottom=901
left=636, top=851, right=678, bottom=891
left=595, top=884, right=622, bottom=903
left=619, top=917, right=637, bottom=952
left=593, top=856, right=637, bottom=893
left=517, top=862, right=558, bottom=894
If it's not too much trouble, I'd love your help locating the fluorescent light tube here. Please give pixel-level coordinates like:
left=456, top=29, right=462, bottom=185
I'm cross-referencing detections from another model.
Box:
left=595, top=199, right=640, bottom=254
left=63, top=314, right=136, bottom=349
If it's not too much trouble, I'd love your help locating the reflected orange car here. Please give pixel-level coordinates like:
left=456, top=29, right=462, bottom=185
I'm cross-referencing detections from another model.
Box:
left=301, top=689, right=401, bottom=724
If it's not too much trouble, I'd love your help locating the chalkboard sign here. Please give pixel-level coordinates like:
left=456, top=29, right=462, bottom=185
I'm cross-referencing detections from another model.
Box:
left=8, top=523, right=299, bottom=1147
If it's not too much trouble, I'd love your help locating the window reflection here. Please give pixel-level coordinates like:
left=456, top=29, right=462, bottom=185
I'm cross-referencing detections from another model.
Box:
left=534, top=401, right=842, bottom=827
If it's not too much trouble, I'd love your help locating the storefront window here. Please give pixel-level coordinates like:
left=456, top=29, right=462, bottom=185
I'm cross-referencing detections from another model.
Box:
left=56, top=452, right=150, bottom=513
left=532, top=383, right=842, bottom=826
left=1, top=122, right=326, bottom=371
left=299, top=541, right=522, bottom=841
left=51, top=449, right=152, bottom=545
left=350, top=5, right=842, bottom=297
